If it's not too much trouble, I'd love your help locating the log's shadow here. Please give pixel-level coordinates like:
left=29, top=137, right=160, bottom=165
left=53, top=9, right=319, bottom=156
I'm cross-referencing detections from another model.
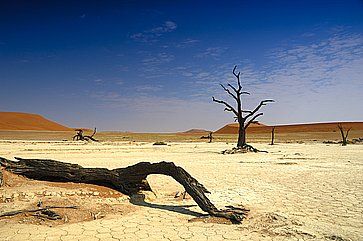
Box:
left=130, top=193, right=203, bottom=217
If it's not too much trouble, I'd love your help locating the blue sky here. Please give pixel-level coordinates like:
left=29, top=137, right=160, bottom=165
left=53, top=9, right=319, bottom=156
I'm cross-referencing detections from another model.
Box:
left=0, top=0, right=362, bottom=132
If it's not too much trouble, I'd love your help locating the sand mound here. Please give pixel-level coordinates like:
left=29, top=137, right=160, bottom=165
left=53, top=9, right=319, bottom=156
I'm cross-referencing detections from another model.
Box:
left=215, top=122, right=363, bottom=134
left=215, top=122, right=266, bottom=134
left=179, top=129, right=211, bottom=134
left=0, top=170, right=134, bottom=226
left=0, top=112, right=71, bottom=131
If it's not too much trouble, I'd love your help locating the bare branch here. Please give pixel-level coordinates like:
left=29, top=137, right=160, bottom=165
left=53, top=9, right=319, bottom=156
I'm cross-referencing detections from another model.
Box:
left=345, top=127, right=352, bottom=139
left=241, top=110, right=252, bottom=114
left=241, top=91, right=250, bottom=95
left=212, top=97, right=238, bottom=116
left=245, top=99, right=274, bottom=119
left=232, top=65, right=240, bottom=79
left=232, top=65, right=242, bottom=91
left=90, top=127, right=97, bottom=138
left=224, top=107, right=234, bottom=113
left=220, top=84, right=238, bottom=101
left=245, top=113, right=263, bottom=129
left=227, top=83, right=238, bottom=94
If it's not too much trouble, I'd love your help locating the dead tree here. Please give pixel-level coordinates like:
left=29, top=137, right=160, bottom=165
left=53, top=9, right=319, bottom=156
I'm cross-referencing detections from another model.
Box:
left=337, top=124, right=351, bottom=146
left=0, top=169, right=3, bottom=187
left=212, top=65, right=274, bottom=151
left=270, top=126, right=276, bottom=145
left=208, top=132, right=213, bottom=143
left=73, top=128, right=98, bottom=142
left=0, top=157, right=248, bottom=223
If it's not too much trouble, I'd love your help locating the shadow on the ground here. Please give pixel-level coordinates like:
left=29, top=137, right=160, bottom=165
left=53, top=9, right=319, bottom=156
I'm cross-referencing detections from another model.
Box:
left=130, top=193, right=203, bottom=217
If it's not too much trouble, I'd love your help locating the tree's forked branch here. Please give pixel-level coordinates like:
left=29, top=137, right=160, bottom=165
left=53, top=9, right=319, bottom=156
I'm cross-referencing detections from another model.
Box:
left=245, top=113, right=263, bottom=128
left=220, top=84, right=238, bottom=101
left=212, top=97, right=238, bottom=116
left=227, top=83, right=238, bottom=95
left=345, top=127, right=352, bottom=139
left=232, top=65, right=242, bottom=91
left=245, top=99, right=274, bottom=119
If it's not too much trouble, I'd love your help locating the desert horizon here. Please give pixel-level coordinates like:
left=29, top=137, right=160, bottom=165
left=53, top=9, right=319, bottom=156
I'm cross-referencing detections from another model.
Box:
left=1, top=1, right=363, bottom=241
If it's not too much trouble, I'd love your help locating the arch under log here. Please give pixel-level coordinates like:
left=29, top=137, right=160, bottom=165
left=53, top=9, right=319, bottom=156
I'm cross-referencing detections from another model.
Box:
left=0, top=157, right=247, bottom=223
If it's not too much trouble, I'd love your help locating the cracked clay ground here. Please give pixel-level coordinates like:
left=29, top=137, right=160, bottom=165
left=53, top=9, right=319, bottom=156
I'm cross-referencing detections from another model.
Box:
left=0, top=141, right=362, bottom=241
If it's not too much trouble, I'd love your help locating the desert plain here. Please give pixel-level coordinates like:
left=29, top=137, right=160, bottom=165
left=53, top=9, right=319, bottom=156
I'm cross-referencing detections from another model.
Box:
left=0, top=129, right=362, bottom=241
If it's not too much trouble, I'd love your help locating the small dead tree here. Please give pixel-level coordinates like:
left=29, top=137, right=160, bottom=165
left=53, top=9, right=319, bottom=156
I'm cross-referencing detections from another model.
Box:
left=208, top=132, right=213, bottom=143
left=270, top=126, right=276, bottom=145
left=73, top=128, right=98, bottom=142
left=213, top=65, right=274, bottom=152
left=0, top=169, right=3, bottom=187
left=337, top=124, right=351, bottom=146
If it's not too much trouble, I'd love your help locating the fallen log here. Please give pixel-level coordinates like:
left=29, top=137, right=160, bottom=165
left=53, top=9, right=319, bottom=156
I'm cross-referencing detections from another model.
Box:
left=0, top=157, right=247, bottom=223
left=0, top=206, right=78, bottom=218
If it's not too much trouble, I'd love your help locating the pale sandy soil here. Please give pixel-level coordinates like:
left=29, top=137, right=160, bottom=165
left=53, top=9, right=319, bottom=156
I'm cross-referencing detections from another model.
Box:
left=0, top=140, right=362, bottom=241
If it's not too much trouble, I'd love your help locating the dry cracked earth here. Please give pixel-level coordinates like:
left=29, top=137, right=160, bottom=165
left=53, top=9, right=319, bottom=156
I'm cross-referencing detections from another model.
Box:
left=0, top=140, right=362, bottom=241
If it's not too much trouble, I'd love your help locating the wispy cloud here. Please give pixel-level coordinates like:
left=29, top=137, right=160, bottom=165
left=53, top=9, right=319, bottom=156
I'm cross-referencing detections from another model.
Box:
left=139, top=52, right=174, bottom=78
left=264, top=29, right=363, bottom=93
left=135, top=84, right=163, bottom=93
left=93, top=27, right=363, bottom=129
left=249, top=29, right=363, bottom=123
left=94, top=78, right=103, bottom=83
left=195, top=47, right=227, bottom=58
left=130, top=21, right=177, bottom=43
left=176, top=38, right=199, bottom=48
left=175, top=28, right=363, bottom=124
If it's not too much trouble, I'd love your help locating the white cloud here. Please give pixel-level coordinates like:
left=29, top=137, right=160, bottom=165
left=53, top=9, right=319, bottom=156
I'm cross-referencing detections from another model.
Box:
left=176, top=38, right=199, bottom=48
left=195, top=47, right=227, bottom=58
left=130, top=21, right=177, bottom=43
left=92, top=27, right=363, bottom=131
left=139, top=52, right=175, bottom=79
left=177, top=28, right=363, bottom=125
left=252, top=29, right=363, bottom=124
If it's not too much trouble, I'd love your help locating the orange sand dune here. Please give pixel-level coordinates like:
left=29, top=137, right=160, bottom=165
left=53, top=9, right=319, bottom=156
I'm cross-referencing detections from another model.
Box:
left=215, top=122, right=363, bottom=134
left=0, top=112, right=72, bottom=131
left=215, top=122, right=266, bottom=134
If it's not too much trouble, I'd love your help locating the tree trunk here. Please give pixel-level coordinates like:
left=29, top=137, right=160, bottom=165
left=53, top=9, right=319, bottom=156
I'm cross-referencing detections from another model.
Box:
left=270, top=127, right=275, bottom=145
left=338, top=124, right=351, bottom=146
left=0, top=157, right=247, bottom=223
left=0, top=169, right=3, bottom=187
left=237, top=122, right=246, bottom=148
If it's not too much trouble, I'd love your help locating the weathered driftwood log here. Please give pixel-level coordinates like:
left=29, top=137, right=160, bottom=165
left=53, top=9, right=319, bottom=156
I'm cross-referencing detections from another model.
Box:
left=0, top=157, right=247, bottom=223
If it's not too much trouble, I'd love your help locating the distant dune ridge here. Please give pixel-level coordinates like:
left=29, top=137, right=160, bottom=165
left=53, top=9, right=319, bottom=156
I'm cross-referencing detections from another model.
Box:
left=1, top=111, right=363, bottom=134
left=179, top=129, right=211, bottom=134
left=0, top=112, right=72, bottom=131
left=214, top=122, right=363, bottom=134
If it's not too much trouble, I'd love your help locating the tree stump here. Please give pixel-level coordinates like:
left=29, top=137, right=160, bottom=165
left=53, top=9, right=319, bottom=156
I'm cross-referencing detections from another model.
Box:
left=0, top=157, right=248, bottom=223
